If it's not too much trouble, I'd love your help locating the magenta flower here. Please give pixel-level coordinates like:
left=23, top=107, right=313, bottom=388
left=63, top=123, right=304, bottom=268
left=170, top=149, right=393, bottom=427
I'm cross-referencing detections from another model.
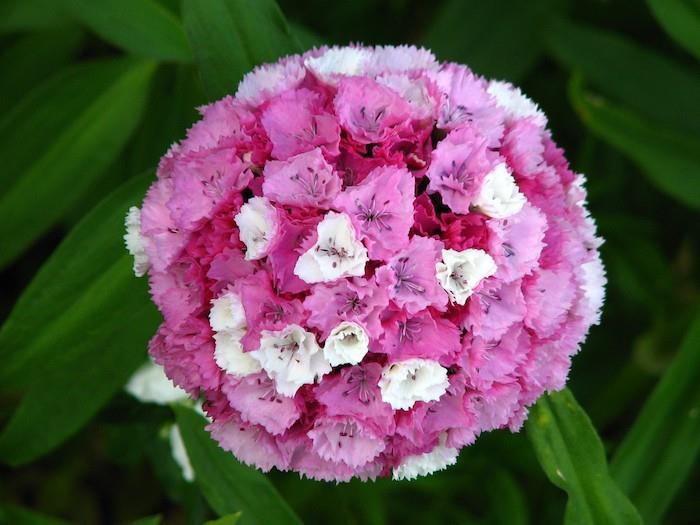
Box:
left=126, top=45, right=605, bottom=481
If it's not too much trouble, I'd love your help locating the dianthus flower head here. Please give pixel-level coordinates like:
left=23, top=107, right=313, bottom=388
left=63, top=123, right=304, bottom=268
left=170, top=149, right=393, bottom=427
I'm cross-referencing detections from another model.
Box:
left=125, top=44, right=605, bottom=481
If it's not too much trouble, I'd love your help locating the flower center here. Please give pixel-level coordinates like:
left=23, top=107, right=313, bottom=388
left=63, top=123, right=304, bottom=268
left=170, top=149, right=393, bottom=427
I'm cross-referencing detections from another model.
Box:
left=343, top=368, right=375, bottom=405
left=393, top=257, right=426, bottom=295
left=355, top=195, right=393, bottom=230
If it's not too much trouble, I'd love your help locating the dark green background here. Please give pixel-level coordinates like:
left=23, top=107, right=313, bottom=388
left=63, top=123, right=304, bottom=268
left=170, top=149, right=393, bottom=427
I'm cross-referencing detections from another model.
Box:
left=0, top=0, right=698, bottom=523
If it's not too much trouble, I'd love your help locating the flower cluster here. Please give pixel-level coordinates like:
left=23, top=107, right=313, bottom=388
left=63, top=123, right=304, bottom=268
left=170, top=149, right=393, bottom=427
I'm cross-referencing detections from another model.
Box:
left=125, top=45, right=605, bottom=481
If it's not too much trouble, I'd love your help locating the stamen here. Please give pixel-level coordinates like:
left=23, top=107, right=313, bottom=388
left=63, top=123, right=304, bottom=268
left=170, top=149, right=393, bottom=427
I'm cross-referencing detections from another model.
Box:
left=398, top=318, right=422, bottom=343
left=502, top=243, right=515, bottom=258
left=336, top=292, right=366, bottom=316
left=342, top=368, right=375, bottom=405
left=355, top=195, right=393, bottom=231
left=261, top=301, right=285, bottom=323
left=393, top=257, right=425, bottom=295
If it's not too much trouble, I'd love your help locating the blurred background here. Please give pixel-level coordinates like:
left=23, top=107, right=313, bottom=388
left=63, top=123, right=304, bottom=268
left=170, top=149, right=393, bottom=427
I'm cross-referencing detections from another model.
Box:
left=0, top=0, right=698, bottom=523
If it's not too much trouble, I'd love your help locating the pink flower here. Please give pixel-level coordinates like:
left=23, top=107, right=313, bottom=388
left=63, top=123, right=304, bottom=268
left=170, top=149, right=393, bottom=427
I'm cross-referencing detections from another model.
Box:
left=432, top=64, right=504, bottom=146
left=221, top=373, right=302, bottom=435
left=129, top=45, right=605, bottom=481
left=524, top=267, right=577, bottom=338
left=334, top=165, right=415, bottom=260
left=376, top=235, right=448, bottom=314
left=315, top=363, right=395, bottom=435
left=463, top=279, right=528, bottom=341
left=334, top=76, right=412, bottom=144
left=486, top=203, right=547, bottom=283
left=266, top=210, right=321, bottom=294
left=308, top=416, right=386, bottom=468
left=426, top=126, right=496, bottom=214
left=501, top=119, right=546, bottom=178
left=465, top=381, right=522, bottom=432
left=462, top=325, right=527, bottom=390
left=209, top=416, right=290, bottom=472
left=262, top=148, right=341, bottom=209
left=261, top=88, right=340, bottom=160
left=304, top=276, right=388, bottom=339
left=168, top=149, right=251, bottom=231
left=235, top=271, right=306, bottom=351
left=180, top=96, right=256, bottom=154
left=140, top=178, right=187, bottom=272
left=149, top=317, right=220, bottom=395
left=379, top=308, right=461, bottom=365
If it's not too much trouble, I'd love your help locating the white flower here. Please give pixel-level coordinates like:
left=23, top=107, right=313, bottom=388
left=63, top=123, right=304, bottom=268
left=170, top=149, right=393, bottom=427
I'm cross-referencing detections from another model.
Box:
left=305, top=47, right=372, bottom=81
left=487, top=80, right=547, bottom=127
left=377, top=73, right=435, bottom=120
left=368, top=45, right=438, bottom=74
left=393, top=433, right=459, bottom=480
left=473, top=163, right=526, bottom=219
left=214, top=332, right=261, bottom=377
left=436, top=249, right=497, bottom=305
left=126, top=363, right=195, bottom=483
left=580, top=254, right=606, bottom=326
left=250, top=324, right=331, bottom=397
left=209, top=291, right=259, bottom=376
left=168, top=425, right=195, bottom=482
left=378, top=358, right=449, bottom=410
left=323, top=321, right=369, bottom=367
left=123, top=206, right=150, bottom=277
left=294, top=212, right=368, bottom=283
left=234, top=197, right=279, bottom=260
left=236, top=59, right=306, bottom=105
left=209, top=292, right=246, bottom=333
left=125, top=361, right=188, bottom=405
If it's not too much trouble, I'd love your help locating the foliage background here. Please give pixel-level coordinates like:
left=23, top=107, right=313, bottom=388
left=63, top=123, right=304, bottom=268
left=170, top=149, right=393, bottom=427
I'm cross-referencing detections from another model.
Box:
left=1, top=0, right=699, bottom=523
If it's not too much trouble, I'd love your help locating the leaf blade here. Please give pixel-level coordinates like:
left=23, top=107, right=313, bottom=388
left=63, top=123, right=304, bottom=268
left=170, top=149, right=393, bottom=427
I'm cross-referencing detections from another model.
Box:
left=611, top=311, right=700, bottom=525
left=569, top=75, right=700, bottom=210
left=0, top=59, right=155, bottom=269
left=0, top=173, right=160, bottom=464
left=421, top=0, right=564, bottom=81
left=182, top=0, right=301, bottom=100
left=0, top=27, right=84, bottom=114
left=0, top=503, right=70, bottom=525
left=545, top=17, right=700, bottom=136
left=173, top=406, right=302, bottom=525
left=647, top=0, right=700, bottom=60
left=61, top=0, right=192, bottom=62
left=526, top=389, right=643, bottom=525
left=0, top=0, right=70, bottom=33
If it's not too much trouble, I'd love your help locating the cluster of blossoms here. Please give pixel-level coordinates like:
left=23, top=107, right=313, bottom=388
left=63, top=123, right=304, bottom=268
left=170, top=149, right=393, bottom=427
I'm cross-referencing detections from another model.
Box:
left=125, top=45, right=605, bottom=481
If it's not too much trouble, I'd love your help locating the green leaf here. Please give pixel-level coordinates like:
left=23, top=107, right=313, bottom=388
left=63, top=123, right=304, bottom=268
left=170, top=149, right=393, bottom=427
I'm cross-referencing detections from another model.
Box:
left=421, top=0, right=565, bottom=81
left=569, top=75, right=700, bottom=210
left=205, top=513, right=243, bottom=525
left=126, top=65, right=206, bottom=175
left=0, top=503, right=70, bottom=525
left=487, top=469, right=529, bottom=525
left=0, top=27, right=83, bottom=114
left=545, top=18, right=700, bottom=136
left=61, top=0, right=192, bottom=62
left=182, top=0, right=301, bottom=100
left=0, top=173, right=160, bottom=465
left=173, top=405, right=303, bottom=525
left=0, top=59, right=155, bottom=269
left=289, top=22, right=324, bottom=51
left=0, top=0, right=70, bottom=33
left=526, top=389, right=643, bottom=525
left=611, top=311, right=700, bottom=525
left=647, top=0, right=700, bottom=61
